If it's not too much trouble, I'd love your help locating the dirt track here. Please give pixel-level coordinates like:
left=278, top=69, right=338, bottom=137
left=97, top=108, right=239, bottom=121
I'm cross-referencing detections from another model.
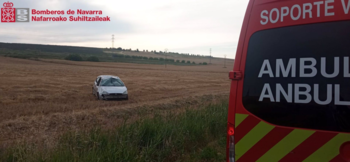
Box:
left=0, top=57, right=232, bottom=147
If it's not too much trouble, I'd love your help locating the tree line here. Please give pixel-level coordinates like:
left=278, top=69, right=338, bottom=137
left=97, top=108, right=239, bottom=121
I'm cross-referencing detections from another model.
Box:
left=112, top=54, right=208, bottom=65
left=107, top=47, right=212, bottom=58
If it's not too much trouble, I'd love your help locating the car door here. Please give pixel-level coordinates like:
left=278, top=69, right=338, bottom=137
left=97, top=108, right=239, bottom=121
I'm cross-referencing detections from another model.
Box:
left=93, top=77, right=101, bottom=95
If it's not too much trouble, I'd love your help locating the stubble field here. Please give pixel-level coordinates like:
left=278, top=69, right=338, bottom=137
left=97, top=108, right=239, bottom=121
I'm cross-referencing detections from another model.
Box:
left=0, top=56, right=232, bottom=148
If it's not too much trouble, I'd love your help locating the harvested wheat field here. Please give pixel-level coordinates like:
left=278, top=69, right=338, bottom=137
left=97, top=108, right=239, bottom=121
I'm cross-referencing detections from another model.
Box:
left=0, top=56, right=232, bottom=148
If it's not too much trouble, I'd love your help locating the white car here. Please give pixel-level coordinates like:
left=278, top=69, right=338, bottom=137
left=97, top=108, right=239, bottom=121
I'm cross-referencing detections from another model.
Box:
left=92, top=75, right=128, bottom=100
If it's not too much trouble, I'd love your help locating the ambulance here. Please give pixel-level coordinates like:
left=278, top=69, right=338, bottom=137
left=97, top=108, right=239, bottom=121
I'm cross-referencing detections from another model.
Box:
left=227, top=0, right=350, bottom=161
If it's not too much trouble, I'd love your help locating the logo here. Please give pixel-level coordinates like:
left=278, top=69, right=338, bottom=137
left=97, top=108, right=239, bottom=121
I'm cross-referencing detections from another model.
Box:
left=1, top=1, right=29, bottom=22
left=0, top=1, right=111, bottom=23
left=1, top=1, right=15, bottom=22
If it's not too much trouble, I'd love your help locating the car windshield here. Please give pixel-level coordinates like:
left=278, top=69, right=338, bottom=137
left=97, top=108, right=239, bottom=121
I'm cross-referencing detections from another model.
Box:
left=100, top=77, right=125, bottom=87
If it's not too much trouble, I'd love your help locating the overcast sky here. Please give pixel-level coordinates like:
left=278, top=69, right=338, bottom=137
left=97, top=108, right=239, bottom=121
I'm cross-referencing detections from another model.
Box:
left=0, top=0, right=249, bottom=58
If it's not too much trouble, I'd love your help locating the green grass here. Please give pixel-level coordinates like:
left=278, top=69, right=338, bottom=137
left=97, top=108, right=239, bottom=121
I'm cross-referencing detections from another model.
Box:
left=1, top=100, right=228, bottom=162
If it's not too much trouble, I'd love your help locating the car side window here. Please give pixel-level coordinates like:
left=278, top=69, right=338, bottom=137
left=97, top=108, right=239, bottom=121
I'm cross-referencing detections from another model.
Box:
left=97, top=78, right=102, bottom=86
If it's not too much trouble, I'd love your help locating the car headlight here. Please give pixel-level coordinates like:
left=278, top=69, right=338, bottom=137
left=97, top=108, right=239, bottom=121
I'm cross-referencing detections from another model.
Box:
left=123, top=90, right=128, bottom=94
left=102, top=91, right=108, bottom=95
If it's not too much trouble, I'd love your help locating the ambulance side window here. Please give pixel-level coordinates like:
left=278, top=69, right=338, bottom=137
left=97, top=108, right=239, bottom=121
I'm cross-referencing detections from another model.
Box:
left=242, top=20, right=350, bottom=133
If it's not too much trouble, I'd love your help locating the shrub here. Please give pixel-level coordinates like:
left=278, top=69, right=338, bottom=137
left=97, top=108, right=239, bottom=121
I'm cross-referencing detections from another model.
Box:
left=186, top=61, right=191, bottom=64
left=112, top=54, right=124, bottom=58
left=199, top=63, right=203, bottom=65
left=176, top=60, right=180, bottom=63
left=125, top=55, right=131, bottom=58
left=149, top=57, right=153, bottom=60
left=166, top=59, right=174, bottom=62
left=86, top=56, right=99, bottom=62
left=181, top=60, right=185, bottom=63
left=154, top=58, right=159, bottom=60
left=65, top=54, right=83, bottom=61
left=192, top=61, right=196, bottom=64
left=203, top=62, right=208, bottom=65
left=159, top=58, right=164, bottom=61
left=143, top=57, right=148, bottom=60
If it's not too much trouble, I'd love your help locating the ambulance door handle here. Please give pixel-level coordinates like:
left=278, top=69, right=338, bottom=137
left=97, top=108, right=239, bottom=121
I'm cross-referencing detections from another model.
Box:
left=229, top=71, right=243, bottom=80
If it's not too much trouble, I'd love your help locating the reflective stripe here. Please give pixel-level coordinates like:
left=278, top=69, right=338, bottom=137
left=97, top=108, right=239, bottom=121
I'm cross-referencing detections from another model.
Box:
left=235, top=115, right=261, bottom=143
left=279, top=132, right=337, bottom=162
left=303, top=133, right=350, bottom=162
left=257, top=129, right=315, bottom=162
left=235, top=114, right=350, bottom=161
left=235, top=121, right=274, bottom=160
left=238, top=127, right=293, bottom=162
left=235, top=113, right=248, bottom=127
